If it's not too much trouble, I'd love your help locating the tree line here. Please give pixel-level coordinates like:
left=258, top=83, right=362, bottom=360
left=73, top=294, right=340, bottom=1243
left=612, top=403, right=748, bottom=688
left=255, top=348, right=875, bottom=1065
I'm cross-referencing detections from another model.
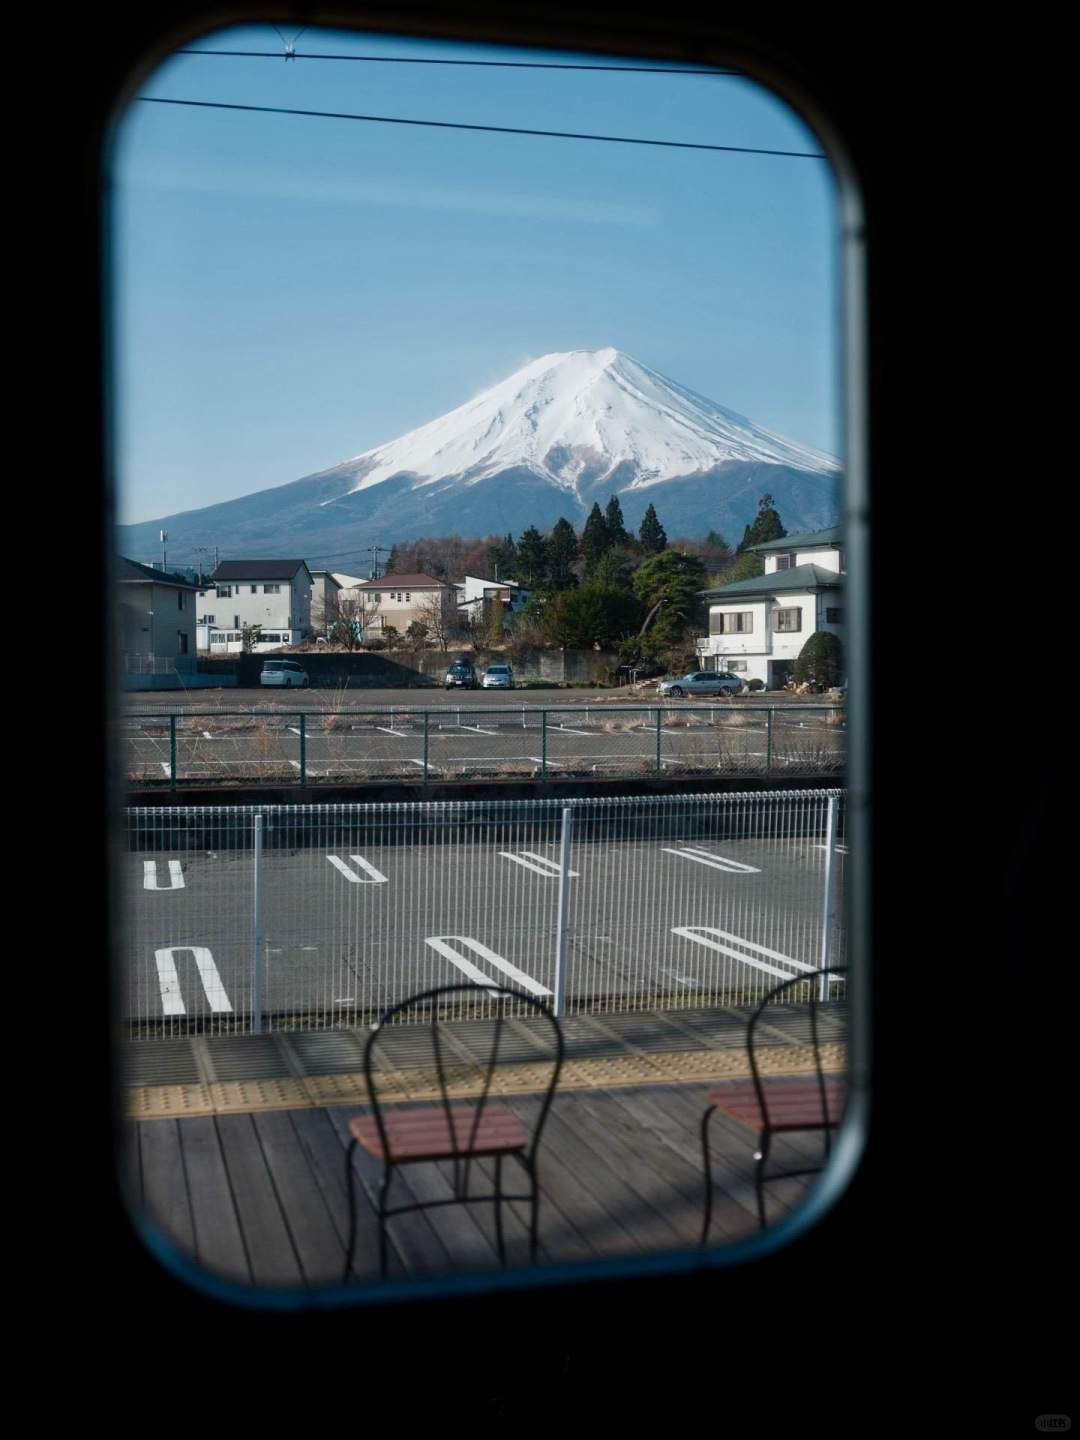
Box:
left=352, top=493, right=790, bottom=671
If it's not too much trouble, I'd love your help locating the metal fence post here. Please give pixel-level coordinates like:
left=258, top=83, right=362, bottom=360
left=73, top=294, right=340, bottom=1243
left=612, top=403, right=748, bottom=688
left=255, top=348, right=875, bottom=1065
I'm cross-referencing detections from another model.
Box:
left=766, top=708, right=773, bottom=776
left=553, top=806, right=573, bottom=1018
left=655, top=708, right=662, bottom=775
left=253, top=812, right=265, bottom=1033
left=819, top=793, right=838, bottom=998
left=423, top=711, right=429, bottom=780
left=299, top=713, right=306, bottom=787
left=541, top=710, right=547, bottom=778
left=169, top=714, right=177, bottom=792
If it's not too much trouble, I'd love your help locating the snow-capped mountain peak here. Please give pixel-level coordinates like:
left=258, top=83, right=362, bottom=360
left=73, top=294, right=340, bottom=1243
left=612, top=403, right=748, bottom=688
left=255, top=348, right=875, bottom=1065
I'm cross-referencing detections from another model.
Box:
left=118, top=348, right=841, bottom=563
left=329, top=348, right=837, bottom=502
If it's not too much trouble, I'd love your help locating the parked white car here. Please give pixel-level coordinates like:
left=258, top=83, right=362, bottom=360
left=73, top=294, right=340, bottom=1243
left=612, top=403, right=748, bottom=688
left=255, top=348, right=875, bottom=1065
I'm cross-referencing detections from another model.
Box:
left=260, top=659, right=309, bottom=688
left=481, top=664, right=514, bottom=689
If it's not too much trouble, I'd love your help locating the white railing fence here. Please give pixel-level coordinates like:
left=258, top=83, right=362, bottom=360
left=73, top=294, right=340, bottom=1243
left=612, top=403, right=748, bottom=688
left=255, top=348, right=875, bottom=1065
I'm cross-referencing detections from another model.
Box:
left=124, top=790, right=846, bottom=1039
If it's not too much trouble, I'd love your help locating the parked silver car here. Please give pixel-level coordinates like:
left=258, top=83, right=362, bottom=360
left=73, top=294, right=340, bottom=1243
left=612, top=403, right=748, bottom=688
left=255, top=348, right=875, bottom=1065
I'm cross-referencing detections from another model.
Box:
left=481, top=664, right=514, bottom=689
left=657, top=670, right=743, bottom=698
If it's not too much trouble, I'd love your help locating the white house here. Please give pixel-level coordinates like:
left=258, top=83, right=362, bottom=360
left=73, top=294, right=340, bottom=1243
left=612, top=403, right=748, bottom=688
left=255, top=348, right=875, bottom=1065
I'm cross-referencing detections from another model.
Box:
left=696, top=525, right=845, bottom=689
left=456, top=575, right=532, bottom=631
left=118, top=557, right=200, bottom=688
left=196, top=559, right=314, bottom=653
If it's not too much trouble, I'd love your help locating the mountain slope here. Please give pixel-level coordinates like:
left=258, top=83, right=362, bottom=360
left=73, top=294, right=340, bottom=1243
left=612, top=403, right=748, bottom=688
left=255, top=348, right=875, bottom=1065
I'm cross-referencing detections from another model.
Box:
left=118, top=348, right=841, bottom=564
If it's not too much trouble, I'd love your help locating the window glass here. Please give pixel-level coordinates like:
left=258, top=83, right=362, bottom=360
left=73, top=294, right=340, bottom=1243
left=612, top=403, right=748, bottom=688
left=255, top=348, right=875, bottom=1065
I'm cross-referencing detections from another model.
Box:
left=111, top=23, right=855, bottom=1301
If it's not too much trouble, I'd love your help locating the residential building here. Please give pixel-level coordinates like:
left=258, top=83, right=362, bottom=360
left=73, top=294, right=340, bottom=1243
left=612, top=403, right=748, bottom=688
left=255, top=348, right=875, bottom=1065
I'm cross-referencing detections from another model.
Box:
left=117, top=557, right=200, bottom=688
left=696, top=525, right=844, bottom=689
left=456, top=575, right=532, bottom=632
left=347, top=572, right=460, bottom=641
left=196, top=559, right=314, bottom=652
left=308, top=569, right=342, bottom=621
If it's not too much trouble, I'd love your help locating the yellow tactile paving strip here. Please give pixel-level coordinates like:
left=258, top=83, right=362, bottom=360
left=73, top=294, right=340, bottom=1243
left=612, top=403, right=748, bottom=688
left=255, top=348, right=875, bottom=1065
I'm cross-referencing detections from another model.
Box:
left=126, top=1042, right=846, bottom=1119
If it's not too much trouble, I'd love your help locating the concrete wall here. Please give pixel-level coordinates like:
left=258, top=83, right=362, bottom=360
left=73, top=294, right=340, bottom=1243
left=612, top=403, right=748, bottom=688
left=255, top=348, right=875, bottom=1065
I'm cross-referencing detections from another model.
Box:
left=195, top=648, right=624, bottom=689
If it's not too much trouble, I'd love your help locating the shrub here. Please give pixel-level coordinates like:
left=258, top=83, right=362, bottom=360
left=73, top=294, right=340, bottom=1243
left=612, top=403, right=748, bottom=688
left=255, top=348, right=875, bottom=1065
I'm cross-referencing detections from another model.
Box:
left=793, top=631, right=844, bottom=688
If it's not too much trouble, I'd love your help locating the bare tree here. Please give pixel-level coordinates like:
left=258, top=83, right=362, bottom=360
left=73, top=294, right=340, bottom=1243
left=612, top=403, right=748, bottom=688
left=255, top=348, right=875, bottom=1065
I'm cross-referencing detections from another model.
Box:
left=414, top=588, right=461, bottom=648
left=313, top=588, right=375, bottom=650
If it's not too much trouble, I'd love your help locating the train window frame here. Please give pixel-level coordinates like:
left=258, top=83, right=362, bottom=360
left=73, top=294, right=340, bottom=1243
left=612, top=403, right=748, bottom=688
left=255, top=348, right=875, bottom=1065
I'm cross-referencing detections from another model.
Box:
left=99, top=2, right=872, bottom=1317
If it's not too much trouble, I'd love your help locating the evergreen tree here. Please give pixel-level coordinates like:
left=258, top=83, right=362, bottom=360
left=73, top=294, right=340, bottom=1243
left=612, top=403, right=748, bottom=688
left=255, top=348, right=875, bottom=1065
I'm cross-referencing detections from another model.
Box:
left=631, top=549, right=707, bottom=641
left=515, top=526, right=550, bottom=586
left=589, top=547, right=636, bottom=588
left=720, top=552, right=765, bottom=584
left=486, top=533, right=518, bottom=582
left=604, top=494, right=629, bottom=546
left=580, top=502, right=611, bottom=573
left=542, top=582, right=645, bottom=650
left=547, top=517, right=581, bottom=589
left=737, top=493, right=787, bottom=552
left=638, top=503, right=668, bottom=555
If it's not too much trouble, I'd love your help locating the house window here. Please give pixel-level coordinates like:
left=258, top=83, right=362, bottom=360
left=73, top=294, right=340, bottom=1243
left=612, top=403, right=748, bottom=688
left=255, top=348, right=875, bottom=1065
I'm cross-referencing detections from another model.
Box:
left=370, top=593, right=381, bottom=602
left=216, top=586, right=231, bottom=598
left=774, top=608, right=802, bottom=632
left=203, top=614, right=214, bottom=624
left=264, top=584, right=280, bottom=594
left=177, top=591, right=185, bottom=610
left=710, top=611, right=753, bottom=634
left=775, top=554, right=795, bottom=571
left=727, top=659, right=748, bottom=672
left=234, top=615, right=240, bottom=629
left=250, top=585, right=258, bottom=594
left=405, top=592, right=411, bottom=602
left=177, top=632, right=188, bottom=654
left=826, top=607, right=845, bottom=624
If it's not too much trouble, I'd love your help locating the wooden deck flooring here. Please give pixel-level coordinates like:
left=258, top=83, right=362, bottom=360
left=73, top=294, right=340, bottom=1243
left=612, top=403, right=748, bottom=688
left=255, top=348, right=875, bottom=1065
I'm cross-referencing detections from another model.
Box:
left=127, top=1079, right=834, bottom=1290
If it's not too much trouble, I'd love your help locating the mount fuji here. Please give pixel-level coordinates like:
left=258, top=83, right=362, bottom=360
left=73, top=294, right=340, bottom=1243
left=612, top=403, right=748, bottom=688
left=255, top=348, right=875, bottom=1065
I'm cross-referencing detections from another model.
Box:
left=118, top=348, right=841, bottom=564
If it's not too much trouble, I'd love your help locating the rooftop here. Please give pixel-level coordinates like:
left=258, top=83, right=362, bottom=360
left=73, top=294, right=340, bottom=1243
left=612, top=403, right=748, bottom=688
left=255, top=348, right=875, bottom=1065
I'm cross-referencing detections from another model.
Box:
left=700, top=563, right=843, bottom=599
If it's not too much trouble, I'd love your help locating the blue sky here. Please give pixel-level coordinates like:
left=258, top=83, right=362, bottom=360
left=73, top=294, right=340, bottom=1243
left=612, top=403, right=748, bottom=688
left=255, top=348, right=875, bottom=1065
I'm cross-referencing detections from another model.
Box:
left=110, top=23, right=840, bottom=529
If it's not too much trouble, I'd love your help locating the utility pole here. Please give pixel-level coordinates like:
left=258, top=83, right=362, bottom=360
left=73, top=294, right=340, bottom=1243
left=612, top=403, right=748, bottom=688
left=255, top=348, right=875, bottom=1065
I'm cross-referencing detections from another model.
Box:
left=365, top=544, right=387, bottom=579
left=190, top=545, right=218, bottom=585
left=160, top=530, right=168, bottom=573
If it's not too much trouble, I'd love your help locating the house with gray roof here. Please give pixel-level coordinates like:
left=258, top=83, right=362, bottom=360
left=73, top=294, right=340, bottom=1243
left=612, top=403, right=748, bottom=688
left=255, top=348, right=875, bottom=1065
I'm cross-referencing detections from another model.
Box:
left=196, top=559, right=314, bottom=652
left=118, top=557, right=201, bottom=689
left=696, top=525, right=845, bottom=689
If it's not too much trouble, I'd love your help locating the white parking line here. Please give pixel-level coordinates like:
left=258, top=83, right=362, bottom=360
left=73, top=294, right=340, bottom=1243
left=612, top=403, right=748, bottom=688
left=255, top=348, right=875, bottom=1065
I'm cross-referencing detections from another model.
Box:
left=658, top=965, right=695, bottom=986
left=499, top=852, right=580, bottom=878
left=159, top=763, right=172, bottom=776
left=662, top=847, right=761, bottom=874
left=327, top=854, right=389, bottom=884
left=815, top=843, right=849, bottom=854
left=153, top=946, right=232, bottom=1015
left=527, top=756, right=562, bottom=767
left=458, top=724, right=499, bottom=736
left=554, top=725, right=591, bottom=736
left=671, top=926, right=817, bottom=980
left=424, top=936, right=551, bottom=995
left=143, top=860, right=185, bottom=891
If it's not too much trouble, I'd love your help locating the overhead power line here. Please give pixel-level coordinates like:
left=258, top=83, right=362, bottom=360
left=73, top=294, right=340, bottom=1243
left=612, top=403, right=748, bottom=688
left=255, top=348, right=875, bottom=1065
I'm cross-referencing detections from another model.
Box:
left=178, top=49, right=738, bottom=74
left=137, top=96, right=826, bottom=159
